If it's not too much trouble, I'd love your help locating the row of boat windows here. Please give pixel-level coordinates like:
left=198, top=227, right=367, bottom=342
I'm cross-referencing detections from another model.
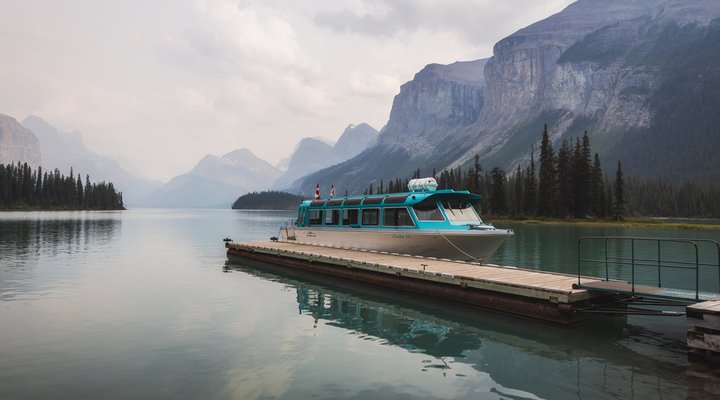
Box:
left=310, top=195, right=409, bottom=208
left=307, top=207, right=415, bottom=227
left=301, top=199, right=446, bottom=227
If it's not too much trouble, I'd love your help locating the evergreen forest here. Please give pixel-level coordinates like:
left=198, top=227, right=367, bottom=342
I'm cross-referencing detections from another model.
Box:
left=0, top=163, right=124, bottom=210
left=366, top=125, right=720, bottom=219
left=232, top=191, right=305, bottom=210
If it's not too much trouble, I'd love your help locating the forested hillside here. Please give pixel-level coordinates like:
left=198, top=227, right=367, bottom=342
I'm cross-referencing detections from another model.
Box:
left=0, top=162, right=124, bottom=210
left=371, top=125, right=720, bottom=219
left=231, top=191, right=305, bottom=210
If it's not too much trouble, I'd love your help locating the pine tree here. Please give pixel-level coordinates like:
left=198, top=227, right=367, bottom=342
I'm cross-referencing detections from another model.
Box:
left=524, top=148, right=537, bottom=216
left=465, top=167, right=478, bottom=194
left=613, top=161, right=625, bottom=220
left=556, top=139, right=572, bottom=217
left=537, top=124, right=557, bottom=216
left=605, top=182, right=614, bottom=218
left=474, top=154, right=483, bottom=193
left=591, top=153, right=605, bottom=217
left=76, top=174, right=84, bottom=205
left=511, top=164, right=524, bottom=216
left=573, top=132, right=593, bottom=217
left=489, top=167, right=507, bottom=215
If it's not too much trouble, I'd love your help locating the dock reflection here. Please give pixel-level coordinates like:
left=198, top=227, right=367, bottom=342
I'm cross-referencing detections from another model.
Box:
left=224, top=258, right=718, bottom=399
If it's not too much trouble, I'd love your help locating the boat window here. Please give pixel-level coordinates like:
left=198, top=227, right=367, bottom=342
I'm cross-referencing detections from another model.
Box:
left=342, top=208, right=359, bottom=225
left=325, top=209, right=340, bottom=225
left=309, top=209, right=323, bottom=225
left=325, top=199, right=343, bottom=206
left=361, top=208, right=380, bottom=226
left=384, top=195, right=408, bottom=204
left=362, top=196, right=385, bottom=205
left=411, top=199, right=444, bottom=221
left=310, top=200, right=326, bottom=207
left=383, top=207, right=414, bottom=227
left=343, top=198, right=362, bottom=206
left=441, top=200, right=482, bottom=223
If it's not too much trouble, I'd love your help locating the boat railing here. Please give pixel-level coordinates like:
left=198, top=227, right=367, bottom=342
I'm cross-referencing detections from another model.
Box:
left=576, top=237, right=720, bottom=302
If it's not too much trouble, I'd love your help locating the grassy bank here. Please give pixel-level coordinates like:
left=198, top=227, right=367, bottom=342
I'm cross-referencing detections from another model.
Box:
left=488, top=217, right=720, bottom=231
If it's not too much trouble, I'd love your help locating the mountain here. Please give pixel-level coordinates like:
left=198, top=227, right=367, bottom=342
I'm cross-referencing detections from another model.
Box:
left=136, top=173, right=244, bottom=209
left=275, top=156, right=291, bottom=172
left=272, top=138, right=335, bottom=190
left=334, top=123, right=379, bottom=160
left=21, top=116, right=162, bottom=206
left=272, top=123, right=377, bottom=191
left=451, top=0, right=720, bottom=178
left=0, top=114, right=41, bottom=166
left=299, top=60, right=486, bottom=196
left=302, top=0, right=720, bottom=195
left=140, top=148, right=281, bottom=208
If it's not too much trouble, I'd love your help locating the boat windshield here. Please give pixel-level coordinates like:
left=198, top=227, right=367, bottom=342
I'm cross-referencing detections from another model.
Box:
left=440, top=200, right=482, bottom=223
left=411, top=199, right=444, bottom=221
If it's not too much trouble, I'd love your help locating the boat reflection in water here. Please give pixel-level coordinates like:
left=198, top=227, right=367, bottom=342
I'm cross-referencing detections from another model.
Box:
left=224, top=258, right=715, bottom=399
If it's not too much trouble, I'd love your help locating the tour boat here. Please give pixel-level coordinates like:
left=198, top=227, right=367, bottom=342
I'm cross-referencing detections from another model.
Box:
left=279, top=178, right=513, bottom=262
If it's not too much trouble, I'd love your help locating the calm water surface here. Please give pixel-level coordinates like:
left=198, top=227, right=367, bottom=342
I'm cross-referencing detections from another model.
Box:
left=1, top=209, right=719, bottom=399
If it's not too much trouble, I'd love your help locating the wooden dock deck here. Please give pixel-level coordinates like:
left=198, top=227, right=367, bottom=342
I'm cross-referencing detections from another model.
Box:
left=226, top=241, right=610, bottom=324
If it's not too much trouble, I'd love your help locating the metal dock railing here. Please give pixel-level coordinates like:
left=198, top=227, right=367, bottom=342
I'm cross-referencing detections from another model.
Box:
left=576, top=237, right=720, bottom=302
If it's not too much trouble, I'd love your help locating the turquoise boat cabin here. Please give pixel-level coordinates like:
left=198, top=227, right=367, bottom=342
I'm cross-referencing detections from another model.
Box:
left=295, top=188, right=496, bottom=231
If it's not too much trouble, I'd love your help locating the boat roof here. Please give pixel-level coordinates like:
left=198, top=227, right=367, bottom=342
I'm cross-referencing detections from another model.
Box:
left=302, top=189, right=482, bottom=207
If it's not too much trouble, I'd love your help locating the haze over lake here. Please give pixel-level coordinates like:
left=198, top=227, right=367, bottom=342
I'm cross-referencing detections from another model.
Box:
left=1, top=209, right=719, bottom=399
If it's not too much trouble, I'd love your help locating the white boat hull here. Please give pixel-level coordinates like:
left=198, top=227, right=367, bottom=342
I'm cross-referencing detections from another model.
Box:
left=280, top=226, right=511, bottom=262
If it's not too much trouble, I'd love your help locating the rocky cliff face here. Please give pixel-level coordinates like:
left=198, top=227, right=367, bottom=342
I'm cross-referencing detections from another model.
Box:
left=304, top=0, right=720, bottom=193
left=478, top=0, right=662, bottom=132
left=0, top=114, right=41, bottom=166
left=460, top=0, right=720, bottom=170
left=379, top=60, right=486, bottom=151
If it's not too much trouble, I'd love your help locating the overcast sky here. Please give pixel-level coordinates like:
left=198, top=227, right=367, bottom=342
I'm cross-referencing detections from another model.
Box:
left=0, top=0, right=573, bottom=181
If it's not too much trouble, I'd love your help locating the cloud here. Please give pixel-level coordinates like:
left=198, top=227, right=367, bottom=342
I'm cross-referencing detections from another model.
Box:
left=349, top=72, right=401, bottom=98
left=0, top=0, right=574, bottom=182
left=314, top=0, right=574, bottom=44
left=156, top=0, right=331, bottom=117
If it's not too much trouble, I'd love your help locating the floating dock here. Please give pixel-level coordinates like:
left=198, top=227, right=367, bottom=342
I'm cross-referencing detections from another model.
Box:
left=687, top=300, right=720, bottom=360
left=226, top=240, right=611, bottom=324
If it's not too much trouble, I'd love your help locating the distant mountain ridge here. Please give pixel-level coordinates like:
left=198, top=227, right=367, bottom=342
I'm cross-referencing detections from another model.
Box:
left=21, top=116, right=162, bottom=206
left=272, top=123, right=377, bottom=191
left=139, top=148, right=282, bottom=208
left=138, top=122, right=376, bottom=208
left=302, top=0, right=720, bottom=195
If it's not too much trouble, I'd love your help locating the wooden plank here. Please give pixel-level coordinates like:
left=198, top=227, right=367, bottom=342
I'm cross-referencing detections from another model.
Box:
left=688, top=300, right=720, bottom=313
left=228, top=241, right=602, bottom=304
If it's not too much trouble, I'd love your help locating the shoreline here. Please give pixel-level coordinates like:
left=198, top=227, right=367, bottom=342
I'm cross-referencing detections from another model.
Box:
left=488, top=217, right=720, bottom=231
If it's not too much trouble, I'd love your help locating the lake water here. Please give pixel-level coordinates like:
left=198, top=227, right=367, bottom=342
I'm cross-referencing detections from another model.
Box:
left=1, top=209, right=719, bottom=399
